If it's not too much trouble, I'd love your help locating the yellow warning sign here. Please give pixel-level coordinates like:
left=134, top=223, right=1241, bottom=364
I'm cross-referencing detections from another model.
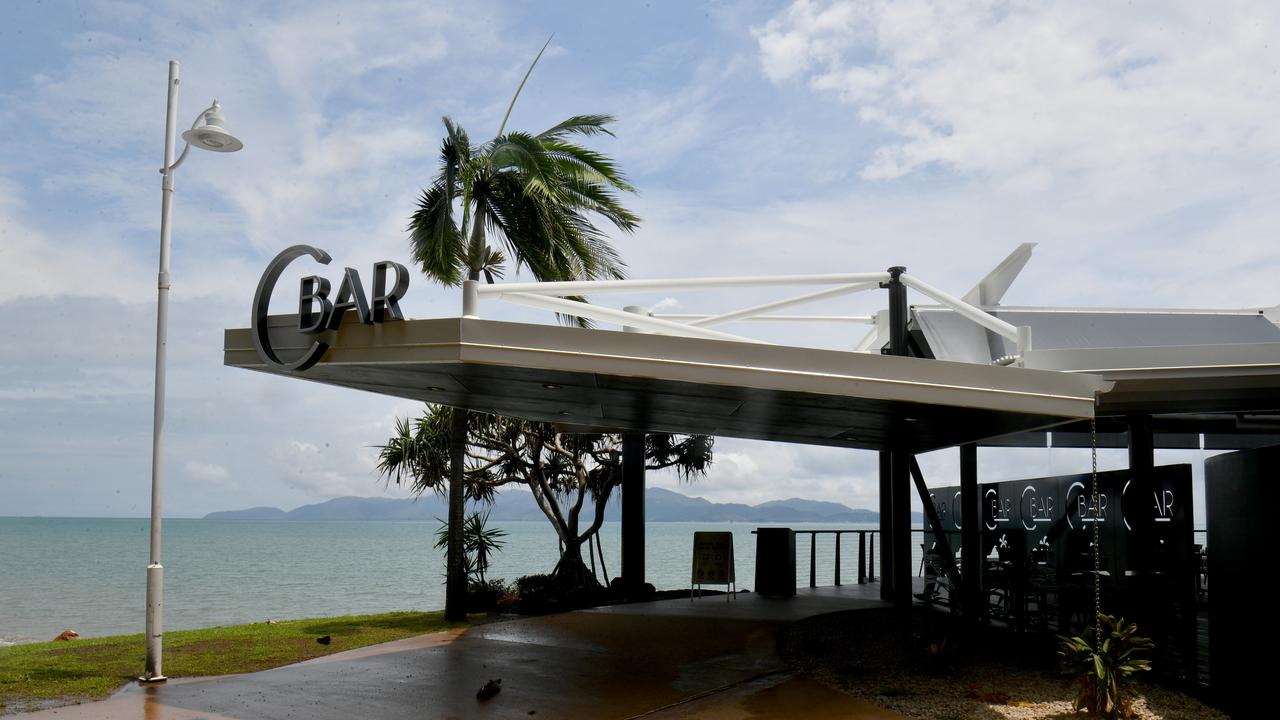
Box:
left=691, top=531, right=736, bottom=585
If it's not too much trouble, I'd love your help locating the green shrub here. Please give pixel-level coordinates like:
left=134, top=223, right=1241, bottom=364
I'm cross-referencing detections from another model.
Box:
left=465, top=578, right=510, bottom=612
left=514, top=573, right=555, bottom=598
left=469, top=578, right=510, bottom=594
left=1058, top=614, right=1153, bottom=719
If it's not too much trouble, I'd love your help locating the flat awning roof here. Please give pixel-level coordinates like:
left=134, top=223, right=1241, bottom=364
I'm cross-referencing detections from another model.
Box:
left=912, top=306, right=1280, bottom=415
left=224, top=316, right=1110, bottom=453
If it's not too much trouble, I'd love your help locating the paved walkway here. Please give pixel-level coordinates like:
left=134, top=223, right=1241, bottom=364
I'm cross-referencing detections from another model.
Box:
left=15, top=586, right=908, bottom=719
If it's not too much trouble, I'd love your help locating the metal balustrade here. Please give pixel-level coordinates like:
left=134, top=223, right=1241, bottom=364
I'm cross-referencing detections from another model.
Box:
left=794, top=529, right=878, bottom=586
left=746, top=529, right=945, bottom=589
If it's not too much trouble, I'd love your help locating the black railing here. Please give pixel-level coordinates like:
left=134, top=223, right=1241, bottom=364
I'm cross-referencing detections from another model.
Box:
left=790, top=529, right=879, bottom=586
left=763, top=527, right=1210, bottom=626
left=748, top=528, right=974, bottom=590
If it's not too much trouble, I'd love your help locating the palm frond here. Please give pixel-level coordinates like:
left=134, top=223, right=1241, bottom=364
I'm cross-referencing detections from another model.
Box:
left=411, top=89, right=638, bottom=319
left=489, top=131, right=562, bottom=202
left=540, top=138, right=634, bottom=189
left=537, top=114, right=618, bottom=140
left=407, top=118, right=475, bottom=287
left=498, top=34, right=555, bottom=136
left=408, top=180, right=464, bottom=286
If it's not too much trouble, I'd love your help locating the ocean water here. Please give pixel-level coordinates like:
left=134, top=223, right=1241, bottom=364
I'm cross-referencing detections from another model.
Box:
left=0, top=518, right=896, bottom=644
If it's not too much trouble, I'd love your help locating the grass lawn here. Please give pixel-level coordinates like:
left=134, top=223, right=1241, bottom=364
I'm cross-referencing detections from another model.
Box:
left=0, top=611, right=468, bottom=715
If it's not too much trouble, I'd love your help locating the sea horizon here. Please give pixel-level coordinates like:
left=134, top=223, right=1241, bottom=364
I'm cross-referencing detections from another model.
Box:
left=0, top=517, right=889, bottom=646
left=1, top=514, right=1212, bottom=646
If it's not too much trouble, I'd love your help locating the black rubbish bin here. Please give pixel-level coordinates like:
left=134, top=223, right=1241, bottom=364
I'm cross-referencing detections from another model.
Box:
left=754, top=527, right=796, bottom=597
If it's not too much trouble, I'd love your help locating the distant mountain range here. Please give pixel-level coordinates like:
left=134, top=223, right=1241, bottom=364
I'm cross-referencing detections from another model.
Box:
left=205, top=488, right=921, bottom=524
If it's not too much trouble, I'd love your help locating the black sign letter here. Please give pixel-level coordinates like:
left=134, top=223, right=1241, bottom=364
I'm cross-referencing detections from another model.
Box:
left=298, top=276, right=332, bottom=335
left=328, top=268, right=372, bottom=330
left=372, top=261, right=409, bottom=322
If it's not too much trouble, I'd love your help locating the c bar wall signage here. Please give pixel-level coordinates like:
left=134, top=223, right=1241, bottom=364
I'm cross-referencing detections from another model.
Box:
left=928, top=465, right=1196, bottom=676
left=251, top=244, right=409, bottom=371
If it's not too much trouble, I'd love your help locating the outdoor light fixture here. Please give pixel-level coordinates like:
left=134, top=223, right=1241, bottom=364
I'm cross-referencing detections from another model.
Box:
left=180, top=101, right=243, bottom=153
left=144, top=60, right=243, bottom=684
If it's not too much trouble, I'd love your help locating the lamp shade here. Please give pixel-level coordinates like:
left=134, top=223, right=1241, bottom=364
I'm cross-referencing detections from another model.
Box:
left=181, top=100, right=243, bottom=152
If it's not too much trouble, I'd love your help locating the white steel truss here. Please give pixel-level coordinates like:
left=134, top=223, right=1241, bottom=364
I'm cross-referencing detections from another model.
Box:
left=463, top=270, right=1032, bottom=361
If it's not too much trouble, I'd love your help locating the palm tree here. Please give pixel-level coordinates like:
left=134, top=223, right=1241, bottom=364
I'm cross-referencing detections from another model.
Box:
left=405, top=40, right=640, bottom=620
left=432, top=508, right=507, bottom=586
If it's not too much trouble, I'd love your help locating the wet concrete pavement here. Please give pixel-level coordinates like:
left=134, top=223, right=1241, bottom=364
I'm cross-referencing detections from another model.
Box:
left=14, top=586, right=907, bottom=719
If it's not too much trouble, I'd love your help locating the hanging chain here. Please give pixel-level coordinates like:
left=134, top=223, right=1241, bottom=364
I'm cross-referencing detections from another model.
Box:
left=1091, top=416, right=1102, bottom=632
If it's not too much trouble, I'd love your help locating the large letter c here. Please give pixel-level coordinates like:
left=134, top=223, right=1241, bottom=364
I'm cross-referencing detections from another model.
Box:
left=251, top=245, right=332, bottom=371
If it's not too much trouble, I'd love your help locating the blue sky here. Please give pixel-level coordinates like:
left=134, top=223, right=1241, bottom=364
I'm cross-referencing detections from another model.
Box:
left=2, top=0, right=1277, bottom=517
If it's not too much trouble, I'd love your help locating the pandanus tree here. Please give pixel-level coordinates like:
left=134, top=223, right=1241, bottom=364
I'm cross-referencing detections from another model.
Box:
left=377, top=407, right=713, bottom=590
left=404, top=40, right=640, bottom=618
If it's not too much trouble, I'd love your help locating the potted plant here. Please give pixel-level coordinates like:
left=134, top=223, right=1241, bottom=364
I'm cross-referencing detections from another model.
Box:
left=1058, top=614, right=1153, bottom=719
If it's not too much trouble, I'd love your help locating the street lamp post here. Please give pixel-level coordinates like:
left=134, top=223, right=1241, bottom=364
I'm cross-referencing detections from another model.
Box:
left=144, top=59, right=242, bottom=683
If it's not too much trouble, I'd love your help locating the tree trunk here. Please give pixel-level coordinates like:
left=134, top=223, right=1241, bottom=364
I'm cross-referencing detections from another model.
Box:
left=445, top=408, right=467, bottom=621
left=552, top=536, right=602, bottom=591
left=445, top=266, right=485, bottom=621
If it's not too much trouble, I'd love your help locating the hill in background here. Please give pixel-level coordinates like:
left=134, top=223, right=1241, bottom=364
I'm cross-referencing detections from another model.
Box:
left=205, top=488, right=922, bottom=524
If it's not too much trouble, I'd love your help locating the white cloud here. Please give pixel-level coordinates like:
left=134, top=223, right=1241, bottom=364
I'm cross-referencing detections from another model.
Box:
left=274, top=440, right=371, bottom=499
left=184, top=460, right=231, bottom=484
left=754, top=1, right=1280, bottom=190
left=248, top=3, right=453, bottom=111
left=753, top=0, right=870, bottom=84
left=0, top=176, right=154, bottom=304
left=651, top=438, right=885, bottom=510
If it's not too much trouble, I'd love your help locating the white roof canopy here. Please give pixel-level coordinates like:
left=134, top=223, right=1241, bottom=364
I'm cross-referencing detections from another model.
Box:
left=225, top=315, right=1110, bottom=453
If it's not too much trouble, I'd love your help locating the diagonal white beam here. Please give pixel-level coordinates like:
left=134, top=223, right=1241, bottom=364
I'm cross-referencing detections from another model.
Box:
left=499, top=292, right=767, bottom=344
left=687, top=281, right=882, bottom=327
left=900, top=273, right=1022, bottom=344
left=656, top=314, right=876, bottom=324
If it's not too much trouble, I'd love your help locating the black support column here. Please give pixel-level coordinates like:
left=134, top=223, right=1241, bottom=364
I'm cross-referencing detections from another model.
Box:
left=890, top=447, right=913, bottom=608
left=1127, top=414, right=1154, bottom=481
left=959, top=443, right=982, bottom=621
left=878, top=451, right=893, bottom=600
left=884, top=266, right=914, bottom=608
left=621, top=433, right=646, bottom=593
left=1126, top=414, right=1156, bottom=574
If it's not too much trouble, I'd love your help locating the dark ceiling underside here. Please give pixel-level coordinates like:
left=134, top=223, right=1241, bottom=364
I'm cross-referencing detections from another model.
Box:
left=253, top=360, right=1073, bottom=454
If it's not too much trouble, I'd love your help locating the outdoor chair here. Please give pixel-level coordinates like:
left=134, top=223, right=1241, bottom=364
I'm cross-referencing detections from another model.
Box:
left=1021, top=564, right=1059, bottom=632
left=984, top=558, right=1011, bottom=619
left=918, top=542, right=933, bottom=576
left=1195, top=545, right=1209, bottom=600
left=920, top=545, right=961, bottom=604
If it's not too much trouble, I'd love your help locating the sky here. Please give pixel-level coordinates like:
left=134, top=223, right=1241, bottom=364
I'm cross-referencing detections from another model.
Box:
left=1, top=0, right=1277, bottom=518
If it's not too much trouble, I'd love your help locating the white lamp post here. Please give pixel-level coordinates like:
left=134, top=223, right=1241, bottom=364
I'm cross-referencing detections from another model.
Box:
left=144, top=59, right=243, bottom=683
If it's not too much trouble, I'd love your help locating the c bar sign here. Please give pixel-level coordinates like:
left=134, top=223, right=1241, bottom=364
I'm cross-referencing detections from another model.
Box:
left=251, top=244, right=409, bottom=371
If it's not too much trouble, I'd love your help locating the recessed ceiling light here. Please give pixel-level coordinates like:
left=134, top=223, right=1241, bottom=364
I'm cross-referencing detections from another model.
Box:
left=543, top=383, right=563, bottom=390
left=904, top=417, right=918, bottom=423
left=426, top=386, right=445, bottom=392
left=558, top=410, right=572, bottom=416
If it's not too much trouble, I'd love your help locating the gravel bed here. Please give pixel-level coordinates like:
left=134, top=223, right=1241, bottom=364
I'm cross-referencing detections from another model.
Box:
left=779, top=609, right=1228, bottom=720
